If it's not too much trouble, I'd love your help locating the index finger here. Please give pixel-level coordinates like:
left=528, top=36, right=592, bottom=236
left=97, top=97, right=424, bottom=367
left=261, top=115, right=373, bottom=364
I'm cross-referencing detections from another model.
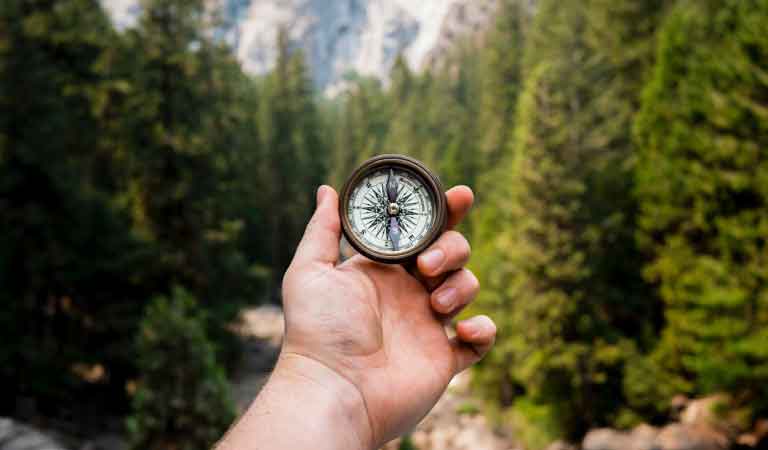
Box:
left=446, top=185, right=474, bottom=229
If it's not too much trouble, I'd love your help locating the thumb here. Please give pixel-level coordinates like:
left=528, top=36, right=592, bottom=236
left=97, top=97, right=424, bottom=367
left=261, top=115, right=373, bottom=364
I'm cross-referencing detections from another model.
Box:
left=290, top=185, right=341, bottom=268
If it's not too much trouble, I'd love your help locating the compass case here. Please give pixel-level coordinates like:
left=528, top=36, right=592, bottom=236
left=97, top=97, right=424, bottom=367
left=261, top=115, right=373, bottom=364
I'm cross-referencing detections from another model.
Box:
left=339, top=154, right=448, bottom=264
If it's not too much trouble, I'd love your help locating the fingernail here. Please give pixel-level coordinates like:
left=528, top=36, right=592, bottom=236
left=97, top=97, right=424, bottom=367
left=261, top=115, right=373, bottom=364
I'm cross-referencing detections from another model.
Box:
left=316, top=185, right=328, bottom=206
left=420, top=248, right=445, bottom=273
left=461, top=316, right=489, bottom=337
left=434, top=288, right=456, bottom=311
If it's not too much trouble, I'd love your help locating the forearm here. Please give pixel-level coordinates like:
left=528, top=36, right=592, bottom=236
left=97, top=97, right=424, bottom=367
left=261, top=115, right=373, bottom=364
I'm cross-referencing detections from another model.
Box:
left=216, top=353, right=373, bottom=450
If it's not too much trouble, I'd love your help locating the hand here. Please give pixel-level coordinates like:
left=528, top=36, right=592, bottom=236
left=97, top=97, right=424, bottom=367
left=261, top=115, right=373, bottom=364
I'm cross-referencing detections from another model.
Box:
left=283, top=184, right=495, bottom=447
left=217, top=185, right=496, bottom=450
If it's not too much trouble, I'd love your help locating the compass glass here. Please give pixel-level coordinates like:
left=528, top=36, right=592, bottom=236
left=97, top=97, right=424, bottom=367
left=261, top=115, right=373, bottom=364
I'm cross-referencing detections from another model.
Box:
left=346, top=167, right=436, bottom=255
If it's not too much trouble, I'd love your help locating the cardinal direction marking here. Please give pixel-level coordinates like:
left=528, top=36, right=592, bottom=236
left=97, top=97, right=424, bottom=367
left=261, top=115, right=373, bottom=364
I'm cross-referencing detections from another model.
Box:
left=350, top=168, right=434, bottom=253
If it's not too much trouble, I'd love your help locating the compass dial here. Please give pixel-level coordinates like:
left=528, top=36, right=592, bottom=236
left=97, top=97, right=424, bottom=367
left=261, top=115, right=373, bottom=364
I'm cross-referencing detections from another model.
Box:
left=340, top=154, right=448, bottom=264
left=347, top=168, right=435, bottom=254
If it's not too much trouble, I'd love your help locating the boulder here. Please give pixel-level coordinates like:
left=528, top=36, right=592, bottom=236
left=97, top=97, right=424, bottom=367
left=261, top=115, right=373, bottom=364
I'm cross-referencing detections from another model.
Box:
left=583, top=428, right=632, bottom=450
left=680, top=395, right=729, bottom=427
left=544, top=440, right=577, bottom=450
left=582, top=424, right=659, bottom=450
left=631, top=424, right=661, bottom=450
left=654, top=423, right=729, bottom=450
left=0, top=417, right=68, bottom=450
left=671, top=395, right=690, bottom=419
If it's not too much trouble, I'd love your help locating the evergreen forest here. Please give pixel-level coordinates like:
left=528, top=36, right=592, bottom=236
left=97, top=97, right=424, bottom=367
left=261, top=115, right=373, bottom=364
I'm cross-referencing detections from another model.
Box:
left=2, top=0, right=767, bottom=449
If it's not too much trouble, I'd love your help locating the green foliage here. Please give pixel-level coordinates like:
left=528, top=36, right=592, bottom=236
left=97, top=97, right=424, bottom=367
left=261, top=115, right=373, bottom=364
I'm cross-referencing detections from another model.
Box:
left=634, top=0, right=768, bottom=410
left=470, top=0, right=670, bottom=439
left=257, top=30, right=329, bottom=293
left=0, top=0, right=153, bottom=411
left=475, top=0, right=528, bottom=178
left=505, top=397, right=563, bottom=450
left=456, top=401, right=481, bottom=416
left=4, top=0, right=768, bottom=445
left=126, top=287, right=235, bottom=450
left=0, top=0, right=287, bottom=422
left=398, top=435, right=419, bottom=450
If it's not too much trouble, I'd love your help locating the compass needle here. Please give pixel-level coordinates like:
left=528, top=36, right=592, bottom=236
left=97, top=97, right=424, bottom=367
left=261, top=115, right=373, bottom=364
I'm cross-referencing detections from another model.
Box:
left=340, top=155, right=447, bottom=263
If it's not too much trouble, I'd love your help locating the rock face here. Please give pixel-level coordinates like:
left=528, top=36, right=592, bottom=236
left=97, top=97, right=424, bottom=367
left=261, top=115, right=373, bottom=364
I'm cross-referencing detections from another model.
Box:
left=100, top=0, right=500, bottom=92
left=422, top=0, right=499, bottom=69
left=0, top=418, right=68, bottom=450
left=232, top=0, right=418, bottom=90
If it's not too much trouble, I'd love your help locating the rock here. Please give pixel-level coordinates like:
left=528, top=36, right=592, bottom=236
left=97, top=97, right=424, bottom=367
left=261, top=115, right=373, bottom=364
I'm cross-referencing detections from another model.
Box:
left=101, top=0, right=510, bottom=92
left=671, top=395, right=690, bottom=419
left=544, top=440, right=577, bottom=450
left=680, top=395, right=730, bottom=427
left=583, top=428, right=632, bottom=450
left=631, top=424, right=661, bottom=450
left=422, top=0, right=499, bottom=69
left=582, top=425, right=659, bottom=450
left=737, top=419, right=768, bottom=449
left=78, top=433, right=126, bottom=450
left=236, top=305, right=285, bottom=345
left=0, top=417, right=68, bottom=450
left=654, top=423, right=729, bottom=450
left=102, top=0, right=474, bottom=91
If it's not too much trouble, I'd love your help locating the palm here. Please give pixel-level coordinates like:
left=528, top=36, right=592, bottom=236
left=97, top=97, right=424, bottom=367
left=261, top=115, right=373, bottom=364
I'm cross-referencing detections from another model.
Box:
left=283, top=255, right=455, bottom=443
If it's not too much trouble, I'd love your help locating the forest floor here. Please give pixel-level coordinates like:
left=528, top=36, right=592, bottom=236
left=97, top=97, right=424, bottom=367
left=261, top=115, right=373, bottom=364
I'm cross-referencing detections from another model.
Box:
left=232, top=305, right=518, bottom=450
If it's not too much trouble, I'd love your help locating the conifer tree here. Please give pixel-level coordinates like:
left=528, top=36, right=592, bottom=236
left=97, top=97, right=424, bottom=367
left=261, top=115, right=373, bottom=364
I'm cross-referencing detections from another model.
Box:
left=126, top=287, right=235, bottom=450
left=475, top=0, right=528, bottom=178
left=472, top=0, right=671, bottom=438
left=0, top=0, right=149, bottom=409
left=635, top=0, right=768, bottom=409
left=258, top=30, right=328, bottom=295
left=329, top=76, right=390, bottom=186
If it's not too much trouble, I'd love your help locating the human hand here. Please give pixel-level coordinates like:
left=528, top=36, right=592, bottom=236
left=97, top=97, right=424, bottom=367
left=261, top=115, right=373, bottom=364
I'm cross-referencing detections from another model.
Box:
left=281, top=185, right=496, bottom=448
left=217, top=185, right=496, bottom=450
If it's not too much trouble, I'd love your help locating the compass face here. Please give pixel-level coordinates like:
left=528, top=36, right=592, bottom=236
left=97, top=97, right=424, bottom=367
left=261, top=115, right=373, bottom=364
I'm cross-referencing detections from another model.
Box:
left=346, top=167, right=436, bottom=255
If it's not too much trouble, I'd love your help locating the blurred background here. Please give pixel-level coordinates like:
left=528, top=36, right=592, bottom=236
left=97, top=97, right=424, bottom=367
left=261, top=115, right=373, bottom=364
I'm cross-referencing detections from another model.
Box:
left=1, top=0, right=767, bottom=449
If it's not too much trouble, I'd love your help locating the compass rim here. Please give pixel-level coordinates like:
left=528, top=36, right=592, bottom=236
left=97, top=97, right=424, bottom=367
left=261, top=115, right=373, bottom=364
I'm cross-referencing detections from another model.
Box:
left=339, top=154, right=448, bottom=264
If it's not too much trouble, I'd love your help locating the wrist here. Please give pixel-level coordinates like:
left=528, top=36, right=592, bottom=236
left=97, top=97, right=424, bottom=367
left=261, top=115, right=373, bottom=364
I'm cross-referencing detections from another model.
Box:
left=269, top=351, right=374, bottom=450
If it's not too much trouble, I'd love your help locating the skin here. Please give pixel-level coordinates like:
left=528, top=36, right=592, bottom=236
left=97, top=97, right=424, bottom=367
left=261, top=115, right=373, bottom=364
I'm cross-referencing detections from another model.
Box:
left=216, top=185, right=497, bottom=450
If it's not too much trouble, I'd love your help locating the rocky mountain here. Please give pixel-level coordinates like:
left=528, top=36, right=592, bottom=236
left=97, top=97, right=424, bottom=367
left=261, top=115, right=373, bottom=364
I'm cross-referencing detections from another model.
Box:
left=100, top=0, right=499, bottom=93
left=422, top=0, right=499, bottom=69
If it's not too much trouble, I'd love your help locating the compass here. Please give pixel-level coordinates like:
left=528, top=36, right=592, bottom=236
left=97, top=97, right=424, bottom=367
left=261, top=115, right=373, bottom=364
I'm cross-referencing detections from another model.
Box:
left=339, top=154, right=448, bottom=264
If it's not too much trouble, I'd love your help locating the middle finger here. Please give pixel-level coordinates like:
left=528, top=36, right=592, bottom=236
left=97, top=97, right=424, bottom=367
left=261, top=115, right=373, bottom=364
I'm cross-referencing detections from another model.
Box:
left=417, top=230, right=471, bottom=278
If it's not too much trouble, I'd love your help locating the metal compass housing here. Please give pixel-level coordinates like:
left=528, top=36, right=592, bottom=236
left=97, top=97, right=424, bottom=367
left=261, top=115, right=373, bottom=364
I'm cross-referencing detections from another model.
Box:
left=339, top=154, right=448, bottom=264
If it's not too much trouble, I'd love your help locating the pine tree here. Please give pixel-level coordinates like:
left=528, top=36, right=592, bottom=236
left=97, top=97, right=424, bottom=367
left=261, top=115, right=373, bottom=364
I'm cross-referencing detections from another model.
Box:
left=471, top=0, right=530, bottom=251
left=635, top=0, right=768, bottom=409
left=471, top=0, right=671, bottom=438
left=126, top=287, right=235, bottom=450
left=475, top=0, right=528, bottom=179
left=0, top=0, right=150, bottom=411
left=329, top=76, right=390, bottom=187
left=258, top=30, right=328, bottom=295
